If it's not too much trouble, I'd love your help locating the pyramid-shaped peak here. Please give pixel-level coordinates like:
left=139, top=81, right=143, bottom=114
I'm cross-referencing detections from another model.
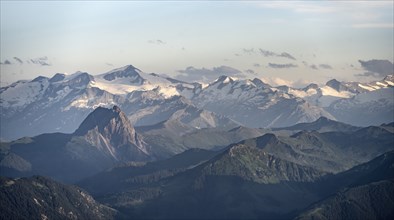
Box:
left=73, top=106, right=150, bottom=161
left=103, top=65, right=144, bottom=82
left=252, top=78, right=271, bottom=88
left=325, top=79, right=345, bottom=91
left=74, top=106, right=131, bottom=136
left=326, top=79, right=340, bottom=86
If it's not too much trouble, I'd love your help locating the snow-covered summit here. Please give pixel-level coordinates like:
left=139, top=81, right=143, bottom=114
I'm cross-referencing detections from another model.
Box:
left=92, top=65, right=198, bottom=98
left=1, top=65, right=393, bottom=140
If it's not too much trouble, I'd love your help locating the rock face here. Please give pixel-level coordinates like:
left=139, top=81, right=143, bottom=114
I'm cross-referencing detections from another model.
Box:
left=74, top=106, right=151, bottom=161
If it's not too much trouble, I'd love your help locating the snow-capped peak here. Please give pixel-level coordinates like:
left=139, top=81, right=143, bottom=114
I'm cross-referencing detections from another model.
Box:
left=214, top=75, right=235, bottom=84
left=101, top=65, right=144, bottom=82
left=89, top=65, right=200, bottom=98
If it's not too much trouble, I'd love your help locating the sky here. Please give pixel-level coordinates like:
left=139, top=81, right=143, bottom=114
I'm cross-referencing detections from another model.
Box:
left=1, top=1, right=393, bottom=87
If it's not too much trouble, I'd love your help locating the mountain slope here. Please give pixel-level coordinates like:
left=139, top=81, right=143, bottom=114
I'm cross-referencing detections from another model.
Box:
left=93, top=64, right=199, bottom=98
left=326, top=87, right=394, bottom=126
left=296, top=180, right=394, bottom=220
left=136, top=120, right=259, bottom=157
left=0, top=72, right=122, bottom=140
left=0, top=65, right=206, bottom=141
left=78, top=148, right=219, bottom=196
left=273, top=116, right=360, bottom=133
left=296, top=151, right=394, bottom=220
left=0, top=176, right=118, bottom=220
left=78, top=147, right=394, bottom=220
left=233, top=124, right=394, bottom=173
left=192, top=75, right=334, bottom=128
left=0, top=106, right=154, bottom=183
left=2, top=66, right=393, bottom=140
left=87, top=140, right=327, bottom=219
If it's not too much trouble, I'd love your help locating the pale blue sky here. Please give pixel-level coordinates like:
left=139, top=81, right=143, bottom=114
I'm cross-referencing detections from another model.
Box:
left=1, top=1, right=393, bottom=87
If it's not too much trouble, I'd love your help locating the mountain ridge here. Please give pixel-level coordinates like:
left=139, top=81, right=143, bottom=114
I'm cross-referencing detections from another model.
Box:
left=1, top=64, right=393, bottom=140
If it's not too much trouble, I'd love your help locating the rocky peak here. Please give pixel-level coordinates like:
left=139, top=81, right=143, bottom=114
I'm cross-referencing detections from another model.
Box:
left=103, top=65, right=144, bottom=84
left=31, top=76, right=49, bottom=82
left=49, top=73, right=66, bottom=83
left=67, top=72, right=94, bottom=88
left=304, top=83, right=319, bottom=91
left=326, top=79, right=342, bottom=91
left=75, top=106, right=137, bottom=147
left=252, top=78, right=270, bottom=88
left=74, top=106, right=150, bottom=161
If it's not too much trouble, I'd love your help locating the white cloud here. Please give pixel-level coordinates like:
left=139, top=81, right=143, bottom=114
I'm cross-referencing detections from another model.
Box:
left=260, top=76, right=311, bottom=88
left=352, top=23, right=394, bottom=29
left=260, top=77, right=293, bottom=87
left=176, top=65, right=243, bottom=83
left=255, top=1, right=393, bottom=28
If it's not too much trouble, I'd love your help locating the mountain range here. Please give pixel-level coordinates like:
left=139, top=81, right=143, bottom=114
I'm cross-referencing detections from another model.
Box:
left=0, top=107, right=392, bottom=218
left=1, top=65, right=393, bottom=141
left=77, top=129, right=394, bottom=219
left=1, top=64, right=393, bottom=219
left=3, top=105, right=392, bottom=184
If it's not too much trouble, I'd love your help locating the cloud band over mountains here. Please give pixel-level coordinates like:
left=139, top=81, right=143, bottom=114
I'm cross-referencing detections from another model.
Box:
left=259, top=49, right=296, bottom=60
left=241, top=48, right=296, bottom=60
left=1, top=56, right=52, bottom=66
left=268, top=63, right=298, bottom=69
left=176, top=65, right=242, bottom=82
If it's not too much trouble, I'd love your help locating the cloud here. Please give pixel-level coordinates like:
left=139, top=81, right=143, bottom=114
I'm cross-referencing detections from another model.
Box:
left=278, top=52, right=296, bottom=60
left=261, top=77, right=293, bottom=87
left=259, top=49, right=296, bottom=60
left=261, top=77, right=310, bottom=88
left=13, top=57, right=23, bottom=64
left=253, top=63, right=261, bottom=67
left=357, top=59, right=394, bottom=77
left=176, top=65, right=243, bottom=83
left=255, top=1, right=393, bottom=29
left=256, top=2, right=392, bottom=15
left=106, top=63, right=114, bottom=66
left=268, top=63, right=298, bottom=69
left=0, top=60, right=12, bottom=65
left=319, top=64, right=332, bottom=69
left=352, top=23, right=394, bottom=29
left=259, top=49, right=276, bottom=57
left=242, top=48, right=256, bottom=55
left=305, top=63, right=332, bottom=70
left=245, top=69, right=256, bottom=74
left=30, top=56, right=51, bottom=66
left=148, top=39, right=166, bottom=45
